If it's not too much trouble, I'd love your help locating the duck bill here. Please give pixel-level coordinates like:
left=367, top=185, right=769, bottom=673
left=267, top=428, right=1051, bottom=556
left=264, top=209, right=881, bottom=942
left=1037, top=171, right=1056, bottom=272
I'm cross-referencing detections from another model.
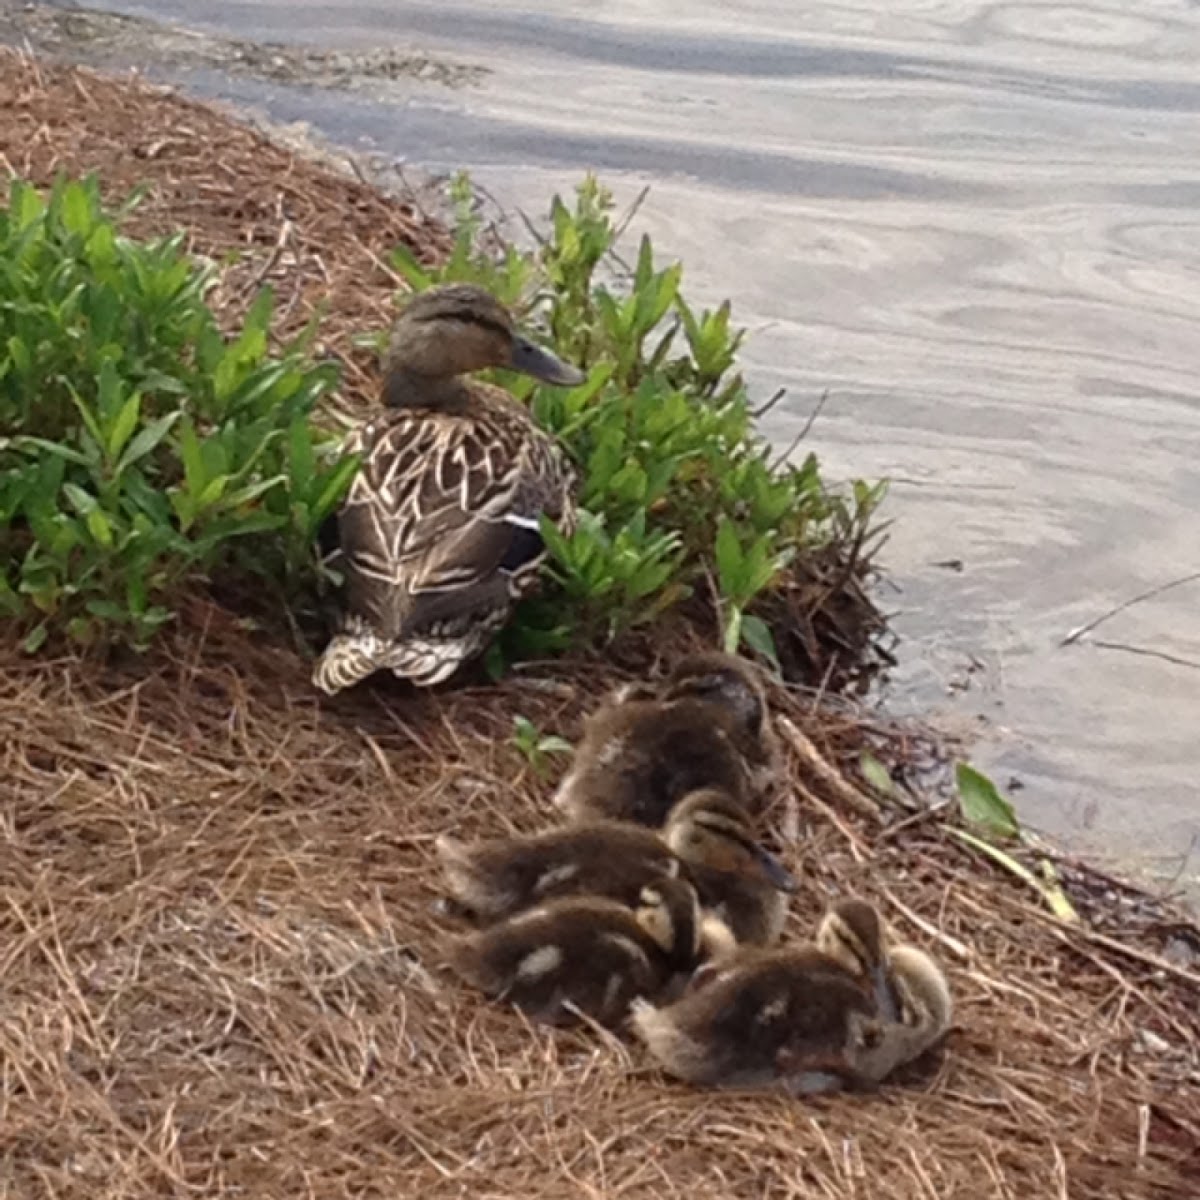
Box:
left=508, top=337, right=586, bottom=387
left=753, top=845, right=799, bottom=893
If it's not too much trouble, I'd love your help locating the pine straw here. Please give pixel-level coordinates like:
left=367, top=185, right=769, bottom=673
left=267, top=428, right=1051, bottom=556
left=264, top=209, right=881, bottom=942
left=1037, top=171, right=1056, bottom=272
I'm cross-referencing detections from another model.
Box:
left=1, top=46, right=1198, bottom=1200
left=1, top=612, right=1198, bottom=1200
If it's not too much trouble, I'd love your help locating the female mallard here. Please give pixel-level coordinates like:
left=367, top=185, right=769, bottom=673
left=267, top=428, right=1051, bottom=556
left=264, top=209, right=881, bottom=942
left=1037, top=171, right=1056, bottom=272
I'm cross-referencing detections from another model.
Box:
left=312, top=283, right=584, bottom=693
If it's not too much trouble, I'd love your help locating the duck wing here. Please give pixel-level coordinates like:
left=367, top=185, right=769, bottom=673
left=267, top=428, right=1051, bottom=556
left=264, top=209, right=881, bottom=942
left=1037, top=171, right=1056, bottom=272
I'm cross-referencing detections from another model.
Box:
left=336, top=404, right=575, bottom=641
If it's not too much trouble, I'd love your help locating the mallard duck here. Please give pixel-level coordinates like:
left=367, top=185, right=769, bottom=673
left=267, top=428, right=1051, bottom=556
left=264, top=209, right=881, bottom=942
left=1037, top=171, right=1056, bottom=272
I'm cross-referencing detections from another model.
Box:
left=434, top=786, right=796, bottom=944
left=312, top=283, right=584, bottom=694
left=445, top=876, right=703, bottom=1027
left=552, top=651, right=780, bottom=826
left=630, top=896, right=952, bottom=1092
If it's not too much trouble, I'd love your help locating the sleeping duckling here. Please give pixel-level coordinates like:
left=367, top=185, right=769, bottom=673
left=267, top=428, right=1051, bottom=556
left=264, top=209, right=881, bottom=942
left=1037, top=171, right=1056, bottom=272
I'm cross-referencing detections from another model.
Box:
left=312, top=283, right=584, bottom=694
left=552, top=651, right=779, bottom=826
left=630, top=941, right=878, bottom=1092
left=434, top=819, right=679, bottom=920
left=630, top=897, right=953, bottom=1092
left=446, top=877, right=703, bottom=1027
left=812, top=896, right=954, bottom=1053
left=435, top=787, right=795, bottom=944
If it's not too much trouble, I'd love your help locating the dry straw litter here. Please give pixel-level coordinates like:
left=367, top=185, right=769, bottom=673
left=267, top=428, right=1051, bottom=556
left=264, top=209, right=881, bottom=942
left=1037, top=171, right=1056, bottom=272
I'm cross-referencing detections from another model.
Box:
left=1, top=48, right=1197, bottom=1200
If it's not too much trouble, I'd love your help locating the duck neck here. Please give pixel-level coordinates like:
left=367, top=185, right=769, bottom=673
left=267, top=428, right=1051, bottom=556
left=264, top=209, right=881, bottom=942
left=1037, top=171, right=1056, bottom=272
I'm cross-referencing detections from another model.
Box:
left=381, top=364, right=470, bottom=412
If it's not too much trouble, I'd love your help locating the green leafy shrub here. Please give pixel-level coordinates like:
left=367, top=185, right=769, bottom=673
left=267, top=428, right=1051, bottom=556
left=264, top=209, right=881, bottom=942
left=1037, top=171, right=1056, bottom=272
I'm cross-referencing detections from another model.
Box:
left=390, top=174, right=885, bottom=672
left=0, top=174, right=356, bottom=649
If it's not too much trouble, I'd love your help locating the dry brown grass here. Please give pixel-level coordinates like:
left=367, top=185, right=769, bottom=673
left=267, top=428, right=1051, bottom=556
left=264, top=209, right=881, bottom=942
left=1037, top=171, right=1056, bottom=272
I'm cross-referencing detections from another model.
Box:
left=0, top=47, right=1197, bottom=1199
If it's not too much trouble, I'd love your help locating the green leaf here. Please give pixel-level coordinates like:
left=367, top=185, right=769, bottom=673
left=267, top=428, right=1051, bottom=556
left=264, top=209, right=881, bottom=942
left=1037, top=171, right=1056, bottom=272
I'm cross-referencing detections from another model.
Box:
left=311, top=453, right=361, bottom=525
left=116, top=411, right=180, bottom=474
left=860, top=752, right=893, bottom=796
left=537, top=735, right=573, bottom=756
left=21, top=624, right=48, bottom=654
left=62, top=482, right=98, bottom=516
left=85, top=508, right=114, bottom=548
left=739, top=613, right=780, bottom=671
left=106, top=391, right=141, bottom=462
left=714, top=518, right=743, bottom=593
left=59, top=180, right=93, bottom=235
left=723, top=605, right=742, bottom=655
left=955, top=763, right=1020, bottom=840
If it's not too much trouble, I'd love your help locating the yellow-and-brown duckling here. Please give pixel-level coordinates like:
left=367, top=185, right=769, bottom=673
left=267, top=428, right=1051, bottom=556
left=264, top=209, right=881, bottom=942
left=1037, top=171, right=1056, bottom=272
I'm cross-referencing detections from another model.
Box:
left=435, top=787, right=796, bottom=945
left=813, top=898, right=953, bottom=1083
left=312, top=283, right=584, bottom=694
left=446, top=876, right=705, bottom=1028
left=552, top=651, right=781, bottom=826
left=630, top=897, right=952, bottom=1092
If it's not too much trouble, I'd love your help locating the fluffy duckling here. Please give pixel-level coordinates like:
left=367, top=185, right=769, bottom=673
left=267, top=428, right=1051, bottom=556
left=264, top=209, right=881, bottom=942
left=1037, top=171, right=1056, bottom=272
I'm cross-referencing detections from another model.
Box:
left=446, top=876, right=703, bottom=1027
left=552, top=651, right=779, bottom=827
left=312, top=283, right=584, bottom=694
left=435, top=787, right=795, bottom=944
left=813, top=896, right=954, bottom=1051
left=630, top=942, right=878, bottom=1092
left=631, top=897, right=952, bottom=1092
left=434, top=819, right=679, bottom=920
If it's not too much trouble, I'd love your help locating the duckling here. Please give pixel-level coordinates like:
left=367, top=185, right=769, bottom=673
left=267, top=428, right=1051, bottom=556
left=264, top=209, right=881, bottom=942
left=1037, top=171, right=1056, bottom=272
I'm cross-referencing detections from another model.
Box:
left=435, top=787, right=795, bottom=944
left=434, top=820, right=680, bottom=920
left=659, top=651, right=781, bottom=795
left=446, top=876, right=703, bottom=1027
left=631, top=897, right=953, bottom=1092
left=630, top=942, right=879, bottom=1092
left=312, top=283, right=585, bottom=694
left=552, top=651, right=779, bottom=826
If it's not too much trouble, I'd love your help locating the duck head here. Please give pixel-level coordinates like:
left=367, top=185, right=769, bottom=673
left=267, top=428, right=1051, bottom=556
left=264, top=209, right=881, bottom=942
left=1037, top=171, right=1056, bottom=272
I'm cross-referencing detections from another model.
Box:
left=662, top=651, right=768, bottom=745
left=816, top=897, right=897, bottom=1019
left=663, top=788, right=797, bottom=893
left=382, top=282, right=585, bottom=407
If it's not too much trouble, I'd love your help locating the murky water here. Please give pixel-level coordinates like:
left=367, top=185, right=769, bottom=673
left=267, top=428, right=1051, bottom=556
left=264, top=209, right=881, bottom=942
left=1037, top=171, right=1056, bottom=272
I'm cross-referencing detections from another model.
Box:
left=26, top=1, right=1200, bottom=888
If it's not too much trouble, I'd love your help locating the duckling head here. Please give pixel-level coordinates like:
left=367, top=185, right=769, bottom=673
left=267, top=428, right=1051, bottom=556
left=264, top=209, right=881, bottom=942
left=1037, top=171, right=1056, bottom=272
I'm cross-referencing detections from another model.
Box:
left=635, top=877, right=703, bottom=973
left=816, top=897, right=896, bottom=1017
left=664, top=788, right=797, bottom=893
left=382, top=283, right=584, bottom=407
left=662, top=651, right=768, bottom=746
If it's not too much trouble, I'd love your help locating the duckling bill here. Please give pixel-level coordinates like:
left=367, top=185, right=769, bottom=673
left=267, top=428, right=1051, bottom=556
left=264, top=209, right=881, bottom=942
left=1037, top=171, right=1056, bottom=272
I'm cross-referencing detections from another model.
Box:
left=312, top=283, right=584, bottom=694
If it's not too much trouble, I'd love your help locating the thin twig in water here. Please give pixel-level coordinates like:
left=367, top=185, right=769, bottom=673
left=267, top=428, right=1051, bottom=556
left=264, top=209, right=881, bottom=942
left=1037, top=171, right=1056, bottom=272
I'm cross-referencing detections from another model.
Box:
left=751, top=387, right=788, bottom=420
left=769, top=389, right=830, bottom=470
left=611, top=184, right=651, bottom=246
left=1090, top=639, right=1200, bottom=671
left=1060, top=570, right=1200, bottom=646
